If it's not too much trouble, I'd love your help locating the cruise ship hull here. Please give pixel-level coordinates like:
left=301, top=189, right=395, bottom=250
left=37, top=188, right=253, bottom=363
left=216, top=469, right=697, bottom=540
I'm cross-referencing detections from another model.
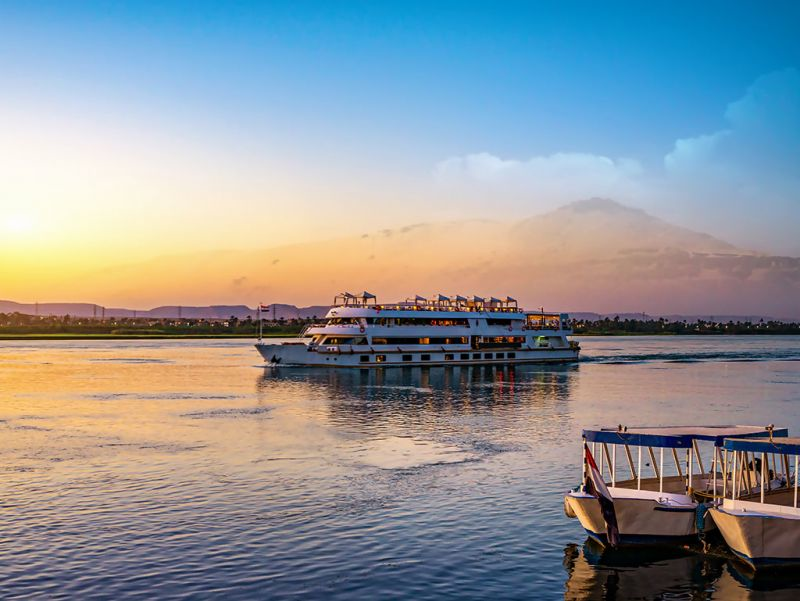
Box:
left=255, top=342, right=579, bottom=367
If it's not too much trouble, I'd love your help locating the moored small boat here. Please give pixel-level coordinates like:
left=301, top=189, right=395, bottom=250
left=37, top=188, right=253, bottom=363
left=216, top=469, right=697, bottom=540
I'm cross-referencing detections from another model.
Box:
left=710, top=436, right=800, bottom=569
left=565, top=425, right=788, bottom=546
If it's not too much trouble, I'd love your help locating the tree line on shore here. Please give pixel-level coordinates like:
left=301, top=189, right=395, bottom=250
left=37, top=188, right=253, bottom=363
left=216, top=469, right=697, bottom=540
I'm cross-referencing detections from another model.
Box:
left=571, top=316, right=800, bottom=335
left=0, top=312, right=315, bottom=336
left=1, top=312, right=799, bottom=336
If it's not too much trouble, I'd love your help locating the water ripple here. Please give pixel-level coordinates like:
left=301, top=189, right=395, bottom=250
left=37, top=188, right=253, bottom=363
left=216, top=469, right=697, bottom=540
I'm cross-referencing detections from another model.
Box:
left=0, top=336, right=799, bottom=599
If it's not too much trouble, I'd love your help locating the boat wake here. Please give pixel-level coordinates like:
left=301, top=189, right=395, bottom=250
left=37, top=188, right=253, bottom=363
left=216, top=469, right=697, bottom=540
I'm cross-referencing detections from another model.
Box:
left=582, top=349, right=800, bottom=364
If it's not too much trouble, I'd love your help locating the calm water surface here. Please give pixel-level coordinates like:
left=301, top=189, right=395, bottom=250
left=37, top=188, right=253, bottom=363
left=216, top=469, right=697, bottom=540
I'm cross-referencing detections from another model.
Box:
left=1, top=336, right=800, bottom=599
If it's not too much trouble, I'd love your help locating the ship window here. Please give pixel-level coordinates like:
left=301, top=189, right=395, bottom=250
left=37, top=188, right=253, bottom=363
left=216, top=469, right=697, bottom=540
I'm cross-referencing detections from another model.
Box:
left=475, top=336, right=524, bottom=349
left=324, top=336, right=358, bottom=345
left=473, top=353, right=481, bottom=359
left=487, top=318, right=513, bottom=326
left=326, top=317, right=359, bottom=325
left=508, top=352, right=516, bottom=358
left=421, top=354, right=431, bottom=361
left=394, top=317, right=469, bottom=326
left=402, top=354, right=413, bottom=362
left=375, top=355, right=386, bottom=363
left=484, top=353, right=493, bottom=359
left=365, top=336, right=467, bottom=345
left=444, top=353, right=454, bottom=360
left=359, top=355, right=369, bottom=363
left=496, top=352, right=505, bottom=359
left=460, top=353, right=469, bottom=360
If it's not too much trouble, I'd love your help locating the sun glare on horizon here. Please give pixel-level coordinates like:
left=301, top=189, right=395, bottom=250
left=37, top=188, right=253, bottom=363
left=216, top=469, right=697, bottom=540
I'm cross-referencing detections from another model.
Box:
left=2, top=213, right=36, bottom=236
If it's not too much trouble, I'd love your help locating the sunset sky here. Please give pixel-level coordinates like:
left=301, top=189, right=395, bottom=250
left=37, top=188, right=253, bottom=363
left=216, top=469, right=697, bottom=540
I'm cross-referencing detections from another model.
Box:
left=1, top=2, right=799, bottom=305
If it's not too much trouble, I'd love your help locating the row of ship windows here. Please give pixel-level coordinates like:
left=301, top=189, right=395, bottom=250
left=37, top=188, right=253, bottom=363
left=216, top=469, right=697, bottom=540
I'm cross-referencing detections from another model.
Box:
left=360, top=352, right=517, bottom=363
left=327, top=318, right=520, bottom=327
left=321, top=336, right=525, bottom=345
left=329, top=317, right=471, bottom=326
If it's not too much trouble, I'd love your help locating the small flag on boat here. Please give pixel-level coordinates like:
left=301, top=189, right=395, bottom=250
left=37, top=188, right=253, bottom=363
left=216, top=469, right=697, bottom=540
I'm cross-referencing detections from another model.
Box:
left=584, top=443, right=620, bottom=546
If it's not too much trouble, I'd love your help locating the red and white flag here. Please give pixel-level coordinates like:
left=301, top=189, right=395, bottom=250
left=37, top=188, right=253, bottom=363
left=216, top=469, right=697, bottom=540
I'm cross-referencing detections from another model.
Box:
left=584, top=443, right=620, bottom=546
left=259, top=304, right=270, bottom=311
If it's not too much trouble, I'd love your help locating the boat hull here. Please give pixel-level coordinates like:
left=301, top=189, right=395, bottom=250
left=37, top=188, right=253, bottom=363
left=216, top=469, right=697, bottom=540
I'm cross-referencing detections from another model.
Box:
left=710, top=503, right=800, bottom=568
left=565, top=489, right=704, bottom=546
left=255, top=342, right=579, bottom=367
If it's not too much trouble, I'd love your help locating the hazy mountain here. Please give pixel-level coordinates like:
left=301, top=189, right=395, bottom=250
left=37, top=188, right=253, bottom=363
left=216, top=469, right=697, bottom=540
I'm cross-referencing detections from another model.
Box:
left=568, top=312, right=791, bottom=323
left=0, top=300, right=329, bottom=320
left=0, top=301, right=115, bottom=319
left=510, top=198, right=739, bottom=259
left=67, top=198, right=800, bottom=318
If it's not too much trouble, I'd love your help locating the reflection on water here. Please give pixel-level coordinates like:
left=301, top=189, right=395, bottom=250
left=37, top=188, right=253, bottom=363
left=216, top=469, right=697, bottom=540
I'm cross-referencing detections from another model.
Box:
left=721, top=557, right=800, bottom=597
left=1, top=337, right=800, bottom=599
left=259, top=364, right=574, bottom=426
left=564, top=538, right=800, bottom=600
left=564, top=538, right=724, bottom=599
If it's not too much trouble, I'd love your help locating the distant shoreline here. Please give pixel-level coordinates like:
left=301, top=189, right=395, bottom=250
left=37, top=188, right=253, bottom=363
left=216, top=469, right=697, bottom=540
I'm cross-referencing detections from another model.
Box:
left=0, top=333, right=291, bottom=340
left=2, top=331, right=799, bottom=341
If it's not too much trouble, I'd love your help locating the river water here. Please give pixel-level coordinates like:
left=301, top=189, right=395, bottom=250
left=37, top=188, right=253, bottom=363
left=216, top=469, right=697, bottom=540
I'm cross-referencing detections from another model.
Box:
left=1, top=336, right=799, bottom=599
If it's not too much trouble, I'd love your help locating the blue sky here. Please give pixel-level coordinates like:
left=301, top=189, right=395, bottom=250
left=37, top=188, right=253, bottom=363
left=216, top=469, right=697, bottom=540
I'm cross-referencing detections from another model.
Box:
left=1, top=1, right=799, bottom=256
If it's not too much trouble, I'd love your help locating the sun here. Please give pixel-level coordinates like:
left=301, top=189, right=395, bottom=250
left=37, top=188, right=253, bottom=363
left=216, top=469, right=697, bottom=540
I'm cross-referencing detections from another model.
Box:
left=3, top=213, right=36, bottom=235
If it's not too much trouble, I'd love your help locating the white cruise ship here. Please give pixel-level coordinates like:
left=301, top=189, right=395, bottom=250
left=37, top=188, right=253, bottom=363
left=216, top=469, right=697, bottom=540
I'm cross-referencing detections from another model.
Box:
left=255, top=292, right=580, bottom=367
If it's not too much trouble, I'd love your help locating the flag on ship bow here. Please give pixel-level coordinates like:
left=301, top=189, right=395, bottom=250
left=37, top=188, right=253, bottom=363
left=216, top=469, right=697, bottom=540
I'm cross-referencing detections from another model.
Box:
left=584, top=443, right=620, bottom=546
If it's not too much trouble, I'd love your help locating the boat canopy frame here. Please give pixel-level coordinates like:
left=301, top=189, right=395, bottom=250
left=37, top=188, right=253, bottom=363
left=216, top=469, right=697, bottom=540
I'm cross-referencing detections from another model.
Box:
left=724, top=437, right=800, bottom=455
left=721, top=437, right=800, bottom=507
left=581, top=425, right=787, bottom=496
left=334, top=291, right=378, bottom=307
left=333, top=293, right=526, bottom=313
left=584, top=425, right=788, bottom=449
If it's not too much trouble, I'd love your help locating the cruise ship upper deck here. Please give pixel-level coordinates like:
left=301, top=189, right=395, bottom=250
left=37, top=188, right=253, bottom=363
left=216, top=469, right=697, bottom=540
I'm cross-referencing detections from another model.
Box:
left=333, top=291, right=524, bottom=313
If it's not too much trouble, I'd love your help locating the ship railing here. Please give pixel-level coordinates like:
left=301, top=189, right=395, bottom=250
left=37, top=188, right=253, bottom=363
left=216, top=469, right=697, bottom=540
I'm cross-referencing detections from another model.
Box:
left=299, top=323, right=329, bottom=336
left=331, top=303, right=524, bottom=313
left=525, top=323, right=562, bottom=330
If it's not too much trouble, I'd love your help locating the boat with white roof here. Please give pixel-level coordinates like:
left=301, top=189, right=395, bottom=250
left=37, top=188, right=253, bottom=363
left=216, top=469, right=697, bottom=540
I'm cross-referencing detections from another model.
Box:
left=255, top=291, right=579, bottom=367
left=710, top=436, right=800, bottom=568
left=564, top=425, right=788, bottom=546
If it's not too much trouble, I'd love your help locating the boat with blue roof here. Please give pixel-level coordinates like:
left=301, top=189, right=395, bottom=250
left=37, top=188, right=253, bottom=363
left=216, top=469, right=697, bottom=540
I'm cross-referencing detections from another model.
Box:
left=709, top=436, right=800, bottom=568
left=564, top=425, right=788, bottom=546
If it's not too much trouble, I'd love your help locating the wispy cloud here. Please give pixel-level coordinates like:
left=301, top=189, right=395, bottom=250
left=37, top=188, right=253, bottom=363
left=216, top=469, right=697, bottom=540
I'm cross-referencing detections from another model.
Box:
left=664, top=131, right=731, bottom=173
left=434, top=152, right=643, bottom=213
left=666, top=68, right=799, bottom=176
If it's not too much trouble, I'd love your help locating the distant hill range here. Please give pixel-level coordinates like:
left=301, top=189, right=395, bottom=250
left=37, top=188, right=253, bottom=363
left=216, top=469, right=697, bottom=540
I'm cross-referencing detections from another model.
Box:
left=11, top=198, right=800, bottom=319
left=568, top=312, right=794, bottom=323
left=0, top=301, right=329, bottom=321
left=0, top=299, right=792, bottom=323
